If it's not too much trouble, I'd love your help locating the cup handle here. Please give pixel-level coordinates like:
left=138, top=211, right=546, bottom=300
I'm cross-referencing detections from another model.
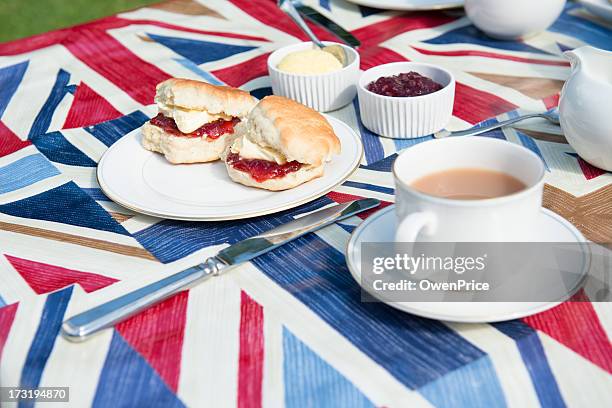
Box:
left=395, top=212, right=437, bottom=242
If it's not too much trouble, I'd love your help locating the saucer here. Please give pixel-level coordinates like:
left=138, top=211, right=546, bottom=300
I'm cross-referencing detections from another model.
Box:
left=97, top=115, right=362, bottom=221
left=345, top=205, right=589, bottom=323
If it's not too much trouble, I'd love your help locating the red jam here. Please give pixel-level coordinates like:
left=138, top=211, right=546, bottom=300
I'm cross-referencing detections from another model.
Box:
left=226, top=152, right=302, bottom=182
left=367, top=71, right=443, bottom=97
left=149, top=113, right=240, bottom=140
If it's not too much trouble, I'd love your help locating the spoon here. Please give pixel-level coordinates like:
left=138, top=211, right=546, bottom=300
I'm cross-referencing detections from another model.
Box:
left=278, top=0, right=349, bottom=66
left=435, top=109, right=560, bottom=138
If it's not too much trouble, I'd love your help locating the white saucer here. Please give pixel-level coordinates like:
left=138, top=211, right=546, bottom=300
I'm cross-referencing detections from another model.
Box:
left=345, top=0, right=464, bottom=11
left=97, top=116, right=363, bottom=221
left=346, top=205, right=589, bottom=323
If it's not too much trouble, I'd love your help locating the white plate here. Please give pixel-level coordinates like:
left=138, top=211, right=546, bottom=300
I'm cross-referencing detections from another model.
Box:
left=97, top=116, right=363, bottom=221
left=345, top=0, right=464, bottom=11
left=346, top=205, right=590, bottom=323
left=580, top=0, right=612, bottom=22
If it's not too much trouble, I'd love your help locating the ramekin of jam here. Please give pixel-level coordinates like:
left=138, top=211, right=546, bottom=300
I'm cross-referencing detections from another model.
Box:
left=357, top=62, right=455, bottom=139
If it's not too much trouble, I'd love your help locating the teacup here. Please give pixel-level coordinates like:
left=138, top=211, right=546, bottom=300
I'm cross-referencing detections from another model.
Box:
left=393, top=137, right=546, bottom=243
left=464, top=0, right=566, bottom=40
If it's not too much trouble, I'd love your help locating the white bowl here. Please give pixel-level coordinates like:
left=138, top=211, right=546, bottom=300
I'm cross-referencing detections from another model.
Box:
left=357, top=62, right=455, bottom=139
left=268, top=42, right=360, bottom=112
left=465, top=0, right=566, bottom=40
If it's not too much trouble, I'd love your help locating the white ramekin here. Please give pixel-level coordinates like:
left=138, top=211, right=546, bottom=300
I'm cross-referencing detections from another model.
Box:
left=268, top=42, right=360, bottom=112
left=357, top=62, right=455, bottom=139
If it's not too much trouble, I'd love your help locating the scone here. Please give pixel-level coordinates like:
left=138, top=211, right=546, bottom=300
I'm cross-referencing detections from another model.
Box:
left=220, top=95, right=341, bottom=191
left=142, top=78, right=256, bottom=164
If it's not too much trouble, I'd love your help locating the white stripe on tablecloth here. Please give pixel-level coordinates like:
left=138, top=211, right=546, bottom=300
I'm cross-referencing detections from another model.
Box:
left=60, top=127, right=110, bottom=163
left=0, top=211, right=142, bottom=249
left=0, top=145, right=41, bottom=166
left=0, top=174, right=67, bottom=205
left=446, top=322, right=541, bottom=408
left=0, top=294, right=46, bottom=388
left=230, top=262, right=433, bottom=408
left=262, top=307, right=285, bottom=407
left=177, top=271, right=241, bottom=407
left=0, top=229, right=162, bottom=286
left=539, top=332, right=612, bottom=407
left=0, top=246, right=38, bottom=303
left=38, top=285, right=112, bottom=408
left=51, top=163, right=98, bottom=189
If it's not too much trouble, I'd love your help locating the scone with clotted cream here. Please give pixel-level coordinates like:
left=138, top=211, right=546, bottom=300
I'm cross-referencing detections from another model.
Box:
left=220, top=96, right=341, bottom=191
left=142, top=78, right=256, bottom=164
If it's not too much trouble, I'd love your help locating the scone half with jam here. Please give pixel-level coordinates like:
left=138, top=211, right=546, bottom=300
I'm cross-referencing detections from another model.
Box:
left=142, top=78, right=256, bottom=164
left=221, top=95, right=341, bottom=191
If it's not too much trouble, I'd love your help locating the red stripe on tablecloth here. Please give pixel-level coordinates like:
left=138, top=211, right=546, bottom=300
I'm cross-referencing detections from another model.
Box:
left=360, top=46, right=409, bottom=71
left=0, top=16, right=266, bottom=56
left=412, top=47, right=569, bottom=67
left=63, top=82, right=123, bottom=129
left=0, top=302, right=18, bottom=361
left=543, top=94, right=560, bottom=110
left=0, top=121, right=30, bottom=157
left=238, top=291, right=264, bottom=408
left=327, top=191, right=392, bottom=219
left=211, top=53, right=270, bottom=87
left=523, top=290, right=612, bottom=374
left=352, top=13, right=456, bottom=47
left=4, top=255, right=118, bottom=294
left=228, top=0, right=336, bottom=43
left=64, top=28, right=170, bottom=105
left=453, top=82, right=518, bottom=124
left=116, top=291, right=189, bottom=392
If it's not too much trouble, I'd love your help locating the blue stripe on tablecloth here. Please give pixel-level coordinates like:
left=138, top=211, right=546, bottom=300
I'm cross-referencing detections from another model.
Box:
left=93, top=331, right=185, bottom=408
left=352, top=100, right=384, bottom=164
left=515, top=131, right=550, bottom=171
left=82, top=188, right=111, bottom=202
left=28, top=69, right=71, bottom=139
left=360, top=154, right=397, bottom=172
left=393, top=135, right=433, bottom=152
left=283, top=327, right=374, bottom=408
left=148, top=33, right=256, bottom=65
left=494, top=320, right=566, bottom=408
left=0, top=295, right=5, bottom=307
left=252, top=233, right=486, bottom=389
left=30, top=131, right=97, bottom=167
left=172, top=58, right=225, bottom=85
left=319, top=0, right=331, bottom=11
left=0, top=154, right=60, bottom=194
left=0, top=182, right=129, bottom=236
left=342, top=180, right=394, bottom=195
left=134, top=196, right=332, bottom=263
left=19, top=286, right=73, bottom=403
left=85, top=110, right=149, bottom=147
left=424, top=25, right=551, bottom=54
left=419, top=356, right=507, bottom=408
left=550, top=3, right=612, bottom=51
left=0, top=60, right=28, bottom=118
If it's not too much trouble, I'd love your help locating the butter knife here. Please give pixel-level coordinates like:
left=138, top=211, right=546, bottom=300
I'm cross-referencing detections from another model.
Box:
left=294, top=3, right=361, bottom=48
left=62, top=198, right=380, bottom=342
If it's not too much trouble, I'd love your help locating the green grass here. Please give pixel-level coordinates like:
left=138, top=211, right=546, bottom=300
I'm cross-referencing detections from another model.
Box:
left=0, top=0, right=158, bottom=42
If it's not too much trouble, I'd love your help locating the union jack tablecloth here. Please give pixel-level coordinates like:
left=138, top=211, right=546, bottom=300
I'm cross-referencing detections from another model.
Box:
left=0, top=0, right=611, bottom=406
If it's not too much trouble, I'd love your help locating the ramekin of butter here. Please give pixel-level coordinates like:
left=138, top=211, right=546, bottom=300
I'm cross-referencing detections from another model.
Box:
left=268, top=42, right=359, bottom=112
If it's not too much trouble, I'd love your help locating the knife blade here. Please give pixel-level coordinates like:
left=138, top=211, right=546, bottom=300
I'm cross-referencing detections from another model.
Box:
left=61, top=198, right=380, bottom=341
left=294, top=3, right=361, bottom=48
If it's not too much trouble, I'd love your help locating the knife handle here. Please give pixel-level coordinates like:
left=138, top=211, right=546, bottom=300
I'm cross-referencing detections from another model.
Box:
left=61, top=257, right=226, bottom=342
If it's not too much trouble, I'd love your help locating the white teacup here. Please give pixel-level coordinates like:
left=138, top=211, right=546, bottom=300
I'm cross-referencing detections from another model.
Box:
left=464, top=0, right=566, bottom=40
left=393, top=137, right=545, bottom=243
